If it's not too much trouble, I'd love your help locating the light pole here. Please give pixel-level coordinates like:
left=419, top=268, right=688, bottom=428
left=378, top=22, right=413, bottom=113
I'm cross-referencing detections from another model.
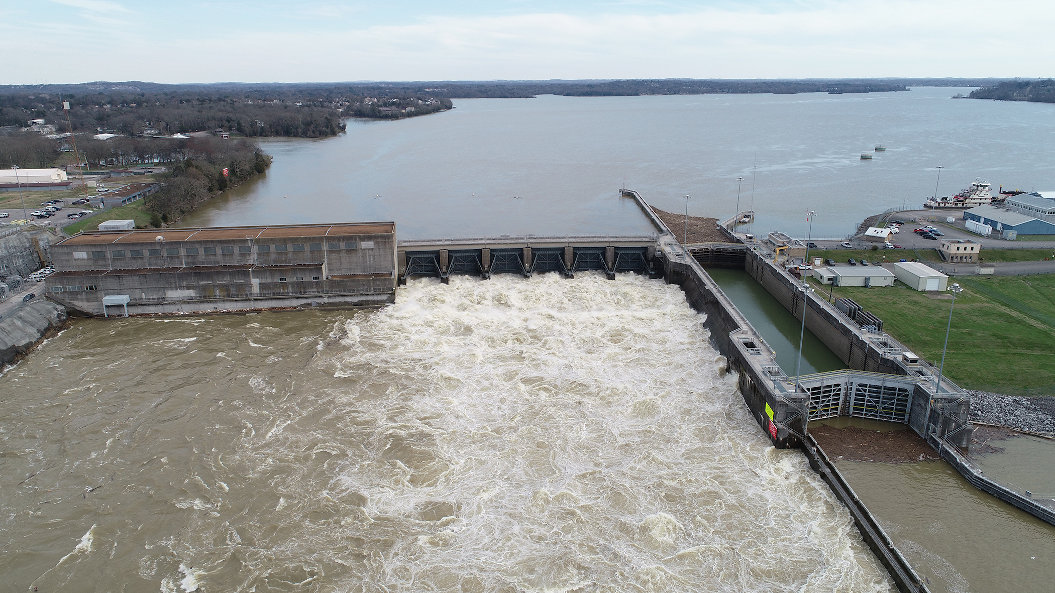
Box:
left=735, top=176, right=743, bottom=221
left=794, top=210, right=816, bottom=392
left=683, top=194, right=690, bottom=244
left=935, top=283, right=963, bottom=394
left=12, top=165, right=28, bottom=223
left=933, top=165, right=944, bottom=200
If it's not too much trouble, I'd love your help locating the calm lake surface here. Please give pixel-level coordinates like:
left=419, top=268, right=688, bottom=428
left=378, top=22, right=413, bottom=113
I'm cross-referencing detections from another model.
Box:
left=184, top=88, right=1055, bottom=240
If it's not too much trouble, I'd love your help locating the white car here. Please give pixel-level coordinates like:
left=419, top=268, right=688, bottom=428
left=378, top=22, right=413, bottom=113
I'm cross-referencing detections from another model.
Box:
left=889, top=226, right=900, bottom=233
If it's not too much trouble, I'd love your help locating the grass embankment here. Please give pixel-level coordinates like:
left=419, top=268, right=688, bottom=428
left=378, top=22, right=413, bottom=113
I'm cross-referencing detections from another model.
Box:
left=809, top=247, right=1055, bottom=265
left=62, top=202, right=153, bottom=235
left=823, top=275, right=1055, bottom=397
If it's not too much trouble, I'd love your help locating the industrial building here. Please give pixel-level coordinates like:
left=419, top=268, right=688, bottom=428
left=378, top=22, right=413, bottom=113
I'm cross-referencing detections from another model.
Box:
left=1003, top=192, right=1055, bottom=222
left=0, top=167, right=71, bottom=191
left=811, top=266, right=895, bottom=287
left=964, top=204, right=1055, bottom=237
left=893, top=261, right=948, bottom=292
left=938, top=239, right=980, bottom=263
left=45, top=222, right=396, bottom=316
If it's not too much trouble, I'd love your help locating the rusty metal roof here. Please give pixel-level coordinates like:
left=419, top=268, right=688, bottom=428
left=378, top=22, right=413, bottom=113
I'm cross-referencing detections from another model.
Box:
left=57, top=222, right=395, bottom=246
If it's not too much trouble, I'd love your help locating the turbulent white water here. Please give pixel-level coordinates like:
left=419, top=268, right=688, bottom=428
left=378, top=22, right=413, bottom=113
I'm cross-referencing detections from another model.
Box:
left=1, top=274, right=891, bottom=592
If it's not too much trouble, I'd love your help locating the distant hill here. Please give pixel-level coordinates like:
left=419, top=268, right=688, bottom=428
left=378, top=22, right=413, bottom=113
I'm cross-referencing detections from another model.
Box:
left=969, top=79, right=1055, bottom=103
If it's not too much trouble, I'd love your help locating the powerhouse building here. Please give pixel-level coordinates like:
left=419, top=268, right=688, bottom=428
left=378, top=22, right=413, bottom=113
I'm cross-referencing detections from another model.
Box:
left=46, top=222, right=396, bottom=316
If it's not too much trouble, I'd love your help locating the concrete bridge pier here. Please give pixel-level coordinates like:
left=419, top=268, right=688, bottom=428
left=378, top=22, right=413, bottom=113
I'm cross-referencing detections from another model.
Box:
left=481, top=248, right=491, bottom=279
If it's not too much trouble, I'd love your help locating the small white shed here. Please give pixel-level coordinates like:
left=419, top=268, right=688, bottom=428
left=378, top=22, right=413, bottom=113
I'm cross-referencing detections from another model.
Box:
left=864, top=227, right=892, bottom=242
left=98, top=219, right=135, bottom=231
left=893, top=261, right=949, bottom=291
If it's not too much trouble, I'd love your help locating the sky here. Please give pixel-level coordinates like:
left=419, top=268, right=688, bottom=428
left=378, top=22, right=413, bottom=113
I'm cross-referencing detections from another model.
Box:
left=1, top=0, right=1052, bottom=85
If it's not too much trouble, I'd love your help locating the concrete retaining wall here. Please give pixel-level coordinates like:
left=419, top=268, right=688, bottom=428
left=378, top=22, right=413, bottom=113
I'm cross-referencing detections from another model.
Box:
left=662, top=250, right=808, bottom=448
left=745, top=248, right=902, bottom=373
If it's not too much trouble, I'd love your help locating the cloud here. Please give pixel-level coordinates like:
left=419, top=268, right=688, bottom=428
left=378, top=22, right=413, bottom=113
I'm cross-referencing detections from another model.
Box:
left=50, top=0, right=131, bottom=13
left=6, top=1, right=1055, bottom=83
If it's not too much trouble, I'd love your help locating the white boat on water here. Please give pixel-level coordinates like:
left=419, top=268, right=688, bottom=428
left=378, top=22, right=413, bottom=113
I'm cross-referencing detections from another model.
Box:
left=924, top=180, right=993, bottom=209
left=860, top=153, right=873, bottom=160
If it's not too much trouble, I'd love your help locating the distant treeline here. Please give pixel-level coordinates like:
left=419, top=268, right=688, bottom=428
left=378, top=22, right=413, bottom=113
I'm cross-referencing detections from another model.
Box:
left=145, top=137, right=272, bottom=224
left=969, top=79, right=1055, bottom=103
left=0, top=83, right=453, bottom=138
left=1, top=78, right=1017, bottom=142
left=0, top=130, right=255, bottom=171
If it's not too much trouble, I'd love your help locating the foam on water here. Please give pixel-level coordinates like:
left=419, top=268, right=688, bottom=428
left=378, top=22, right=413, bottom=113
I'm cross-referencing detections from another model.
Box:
left=0, top=274, right=891, bottom=592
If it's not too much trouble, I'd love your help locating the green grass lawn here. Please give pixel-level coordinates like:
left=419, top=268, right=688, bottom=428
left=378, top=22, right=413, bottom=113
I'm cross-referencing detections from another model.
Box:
left=809, top=247, right=1055, bottom=265
left=824, top=275, right=1055, bottom=397
left=62, top=201, right=154, bottom=235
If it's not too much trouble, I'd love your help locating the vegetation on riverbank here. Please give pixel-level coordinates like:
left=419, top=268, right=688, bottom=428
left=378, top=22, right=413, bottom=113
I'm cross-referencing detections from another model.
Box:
left=821, top=275, right=1055, bottom=397
left=0, top=82, right=455, bottom=142
left=969, top=79, right=1055, bottom=104
left=143, top=137, right=270, bottom=224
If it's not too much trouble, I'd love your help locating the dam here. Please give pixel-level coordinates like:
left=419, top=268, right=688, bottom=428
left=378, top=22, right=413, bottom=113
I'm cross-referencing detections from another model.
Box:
left=25, top=190, right=1050, bottom=593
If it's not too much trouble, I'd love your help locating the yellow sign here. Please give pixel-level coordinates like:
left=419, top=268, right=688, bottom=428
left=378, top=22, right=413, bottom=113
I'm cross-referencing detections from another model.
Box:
left=765, top=402, right=774, bottom=420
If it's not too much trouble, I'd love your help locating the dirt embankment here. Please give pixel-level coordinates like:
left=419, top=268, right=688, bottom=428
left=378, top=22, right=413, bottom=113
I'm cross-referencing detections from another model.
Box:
left=649, top=207, right=729, bottom=243
left=810, top=424, right=940, bottom=463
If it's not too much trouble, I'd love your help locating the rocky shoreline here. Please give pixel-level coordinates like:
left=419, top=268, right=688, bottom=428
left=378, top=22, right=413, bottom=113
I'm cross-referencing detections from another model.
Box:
left=967, top=390, right=1055, bottom=437
left=0, top=300, right=69, bottom=369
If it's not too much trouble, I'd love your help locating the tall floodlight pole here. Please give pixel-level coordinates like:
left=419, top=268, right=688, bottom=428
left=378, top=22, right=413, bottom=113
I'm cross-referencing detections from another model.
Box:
left=735, top=176, right=743, bottom=220
left=933, top=165, right=944, bottom=200
left=794, top=210, right=816, bottom=392
left=936, top=283, right=963, bottom=394
left=13, top=165, right=29, bottom=222
left=683, top=194, right=690, bottom=244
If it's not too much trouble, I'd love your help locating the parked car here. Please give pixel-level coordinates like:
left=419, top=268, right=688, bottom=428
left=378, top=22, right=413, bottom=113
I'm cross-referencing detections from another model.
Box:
left=23, top=292, right=35, bottom=302
left=893, top=244, right=903, bottom=249
left=860, top=259, right=870, bottom=266
left=929, top=229, right=944, bottom=236
left=922, top=233, right=938, bottom=240
left=891, top=219, right=905, bottom=225
left=807, top=242, right=818, bottom=249
left=825, top=258, right=836, bottom=266
left=889, top=226, right=899, bottom=233
left=883, top=242, right=895, bottom=249
left=840, top=242, right=853, bottom=248
left=847, top=258, right=857, bottom=265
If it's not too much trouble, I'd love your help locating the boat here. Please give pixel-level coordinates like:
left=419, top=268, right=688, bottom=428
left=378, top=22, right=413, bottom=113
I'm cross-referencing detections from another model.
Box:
left=874, top=145, right=886, bottom=152
left=860, top=153, right=873, bottom=160
left=924, top=179, right=993, bottom=209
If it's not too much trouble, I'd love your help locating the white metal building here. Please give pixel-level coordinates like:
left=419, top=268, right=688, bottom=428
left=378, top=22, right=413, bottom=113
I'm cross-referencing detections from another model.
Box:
left=98, top=219, right=136, bottom=231
left=893, top=261, right=949, bottom=292
left=812, top=266, right=896, bottom=287
left=0, top=168, right=69, bottom=184
left=863, top=227, right=892, bottom=242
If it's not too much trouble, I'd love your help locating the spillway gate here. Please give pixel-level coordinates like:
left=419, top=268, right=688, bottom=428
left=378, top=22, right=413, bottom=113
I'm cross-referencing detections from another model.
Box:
left=397, top=237, right=657, bottom=284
